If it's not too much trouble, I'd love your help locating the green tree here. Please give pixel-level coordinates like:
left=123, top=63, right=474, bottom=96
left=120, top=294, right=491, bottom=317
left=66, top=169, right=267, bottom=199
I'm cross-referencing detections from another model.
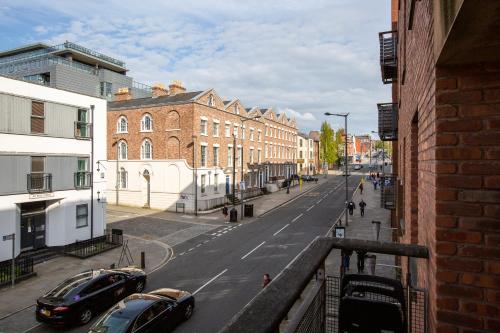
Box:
left=320, top=121, right=335, bottom=165
left=335, top=128, right=345, bottom=166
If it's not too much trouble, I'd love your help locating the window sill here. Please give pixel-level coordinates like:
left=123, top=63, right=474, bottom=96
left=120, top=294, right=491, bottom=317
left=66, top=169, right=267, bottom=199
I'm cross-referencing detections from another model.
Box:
left=116, top=131, right=128, bottom=134
left=140, top=130, right=153, bottom=133
left=200, top=133, right=208, bottom=136
left=76, top=224, right=89, bottom=229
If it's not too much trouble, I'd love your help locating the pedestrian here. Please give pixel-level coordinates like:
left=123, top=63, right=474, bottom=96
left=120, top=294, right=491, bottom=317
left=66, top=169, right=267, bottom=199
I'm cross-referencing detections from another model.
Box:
left=343, top=249, right=352, bottom=272
left=376, top=172, right=380, bottom=179
left=373, top=179, right=378, bottom=190
left=356, top=251, right=366, bottom=273
left=262, top=273, right=272, bottom=288
left=222, top=204, right=229, bottom=221
left=359, top=199, right=366, bottom=217
left=359, top=182, right=364, bottom=194
left=348, top=201, right=355, bottom=215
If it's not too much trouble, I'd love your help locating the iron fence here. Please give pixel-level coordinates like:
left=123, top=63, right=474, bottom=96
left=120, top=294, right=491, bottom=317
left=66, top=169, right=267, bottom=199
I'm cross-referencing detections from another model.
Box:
left=27, top=173, right=52, bottom=193
left=0, top=256, right=35, bottom=287
left=63, top=229, right=123, bottom=258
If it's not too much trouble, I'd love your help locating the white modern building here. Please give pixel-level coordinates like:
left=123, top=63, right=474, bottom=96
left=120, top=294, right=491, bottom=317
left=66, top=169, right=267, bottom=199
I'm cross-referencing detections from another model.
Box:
left=0, top=77, right=107, bottom=262
left=297, top=133, right=315, bottom=175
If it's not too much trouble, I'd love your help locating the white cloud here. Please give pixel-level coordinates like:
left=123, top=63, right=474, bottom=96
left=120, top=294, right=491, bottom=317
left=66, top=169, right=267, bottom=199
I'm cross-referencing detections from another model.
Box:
left=1, top=0, right=392, bottom=135
left=280, top=108, right=316, bottom=122
left=34, top=25, right=48, bottom=34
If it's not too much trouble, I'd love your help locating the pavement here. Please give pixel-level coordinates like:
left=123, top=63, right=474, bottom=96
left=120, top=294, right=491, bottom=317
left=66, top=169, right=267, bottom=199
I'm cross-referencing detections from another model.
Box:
left=0, top=175, right=327, bottom=330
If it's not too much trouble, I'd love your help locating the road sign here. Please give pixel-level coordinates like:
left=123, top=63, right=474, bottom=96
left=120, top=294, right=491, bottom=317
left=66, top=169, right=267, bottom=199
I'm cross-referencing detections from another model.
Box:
left=3, top=234, right=14, bottom=241
left=335, top=226, right=345, bottom=238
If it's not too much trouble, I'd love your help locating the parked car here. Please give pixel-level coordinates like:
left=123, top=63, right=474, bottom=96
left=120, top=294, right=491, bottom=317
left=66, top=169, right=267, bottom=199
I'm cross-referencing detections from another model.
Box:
left=290, top=174, right=300, bottom=180
left=89, top=288, right=195, bottom=333
left=36, top=267, right=146, bottom=326
left=353, top=164, right=362, bottom=170
left=301, top=175, right=318, bottom=182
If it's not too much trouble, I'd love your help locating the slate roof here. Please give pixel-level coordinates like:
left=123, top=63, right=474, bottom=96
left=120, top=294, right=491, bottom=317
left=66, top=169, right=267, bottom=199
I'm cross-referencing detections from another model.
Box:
left=108, top=91, right=203, bottom=110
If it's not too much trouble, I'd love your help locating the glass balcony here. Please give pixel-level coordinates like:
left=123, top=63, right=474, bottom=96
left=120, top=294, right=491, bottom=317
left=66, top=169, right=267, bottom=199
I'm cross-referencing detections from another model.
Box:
left=27, top=173, right=52, bottom=193
left=74, top=172, right=92, bottom=189
left=51, top=42, right=126, bottom=68
left=379, top=31, right=398, bottom=84
left=75, top=121, right=92, bottom=139
left=377, top=103, right=398, bottom=141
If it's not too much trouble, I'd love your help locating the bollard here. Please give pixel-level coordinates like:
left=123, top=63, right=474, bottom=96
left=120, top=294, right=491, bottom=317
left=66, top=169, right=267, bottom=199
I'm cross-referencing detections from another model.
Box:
left=141, top=251, right=146, bottom=269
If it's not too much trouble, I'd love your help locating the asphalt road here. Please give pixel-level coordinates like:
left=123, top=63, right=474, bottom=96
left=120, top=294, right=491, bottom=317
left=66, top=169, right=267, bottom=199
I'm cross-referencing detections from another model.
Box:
left=14, top=175, right=359, bottom=333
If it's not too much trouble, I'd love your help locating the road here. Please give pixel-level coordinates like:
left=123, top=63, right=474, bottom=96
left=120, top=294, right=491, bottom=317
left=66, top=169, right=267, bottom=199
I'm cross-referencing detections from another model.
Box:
left=11, top=174, right=359, bottom=333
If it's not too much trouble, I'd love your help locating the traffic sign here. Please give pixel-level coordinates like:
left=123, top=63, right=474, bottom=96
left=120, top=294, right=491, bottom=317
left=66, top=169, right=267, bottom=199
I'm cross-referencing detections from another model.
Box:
left=3, top=234, right=14, bottom=241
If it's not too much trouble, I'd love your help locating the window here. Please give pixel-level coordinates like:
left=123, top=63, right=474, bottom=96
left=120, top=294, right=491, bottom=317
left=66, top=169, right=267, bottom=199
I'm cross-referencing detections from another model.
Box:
left=213, top=146, right=219, bottom=166
left=208, top=94, right=215, bottom=107
left=214, top=174, right=219, bottom=192
left=241, top=126, right=245, bottom=139
left=200, top=145, right=207, bottom=167
left=201, top=175, right=206, bottom=194
left=31, top=101, right=45, bottom=134
left=237, top=147, right=242, bottom=166
left=100, top=82, right=112, bottom=97
left=258, top=130, right=262, bottom=142
left=265, top=144, right=268, bottom=158
left=213, top=121, right=220, bottom=137
left=119, top=167, right=128, bottom=189
left=310, top=151, right=313, bottom=159
left=265, top=125, right=269, bottom=136
left=118, top=141, right=128, bottom=160
left=225, top=123, right=231, bottom=137
left=235, top=104, right=240, bottom=114
left=250, top=129, right=254, bottom=141
left=250, top=148, right=254, bottom=164
left=233, top=125, right=238, bottom=138
left=31, top=156, right=45, bottom=173
left=269, top=127, right=272, bottom=137
left=257, top=149, right=262, bottom=163
left=141, top=114, right=153, bottom=132
left=200, top=119, right=207, bottom=135
left=141, top=139, right=152, bottom=160
left=227, top=146, right=233, bottom=166
left=117, top=116, right=128, bottom=133
left=300, top=139, right=303, bottom=147
left=76, top=157, right=90, bottom=188
left=274, top=128, right=277, bottom=138
left=76, top=204, right=88, bottom=228
left=300, top=151, right=303, bottom=159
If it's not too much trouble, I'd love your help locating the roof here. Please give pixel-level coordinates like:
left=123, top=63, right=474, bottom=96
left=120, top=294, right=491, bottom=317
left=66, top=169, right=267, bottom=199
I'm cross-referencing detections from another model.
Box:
left=298, top=132, right=310, bottom=139
left=111, top=295, right=160, bottom=318
left=108, top=91, right=203, bottom=110
left=309, top=131, right=320, bottom=141
left=260, top=108, right=268, bottom=114
left=0, top=43, right=49, bottom=58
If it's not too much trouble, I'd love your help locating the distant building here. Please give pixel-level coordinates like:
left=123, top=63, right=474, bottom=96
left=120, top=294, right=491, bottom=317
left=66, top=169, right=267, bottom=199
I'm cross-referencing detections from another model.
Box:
left=0, top=41, right=151, bottom=100
left=0, top=76, right=107, bottom=262
left=308, top=130, right=321, bottom=172
left=297, top=133, right=315, bottom=174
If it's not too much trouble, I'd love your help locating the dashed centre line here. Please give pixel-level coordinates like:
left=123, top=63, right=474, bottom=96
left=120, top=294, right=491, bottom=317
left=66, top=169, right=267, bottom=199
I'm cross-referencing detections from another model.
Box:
left=317, top=199, right=323, bottom=204
left=306, top=205, right=315, bottom=211
left=241, top=241, right=266, bottom=260
left=273, top=224, right=290, bottom=236
left=193, top=269, right=228, bottom=295
left=292, top=213, right=304, bottom=222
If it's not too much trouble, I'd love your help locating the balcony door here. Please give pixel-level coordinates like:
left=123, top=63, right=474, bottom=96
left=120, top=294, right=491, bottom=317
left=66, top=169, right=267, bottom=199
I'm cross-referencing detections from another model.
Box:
left=77, top=109, right=88, bottom=138
left=20, top=201, right=46, bottom=251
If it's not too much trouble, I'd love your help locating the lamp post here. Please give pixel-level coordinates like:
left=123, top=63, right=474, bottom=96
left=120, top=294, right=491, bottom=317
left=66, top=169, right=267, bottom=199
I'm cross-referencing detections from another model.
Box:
left=192, top=135, right=198, bottom=216
left=239, top=116, right=261, bottom=220
left=325, top=112, right=349, bottom=226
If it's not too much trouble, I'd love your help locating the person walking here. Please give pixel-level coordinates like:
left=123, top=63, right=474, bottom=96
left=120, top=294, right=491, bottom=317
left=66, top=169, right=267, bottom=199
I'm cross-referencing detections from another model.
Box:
left=348, top=201, right=355, bottom=215
left=359, top=182, right=364, bottom=194
left=356, top=251, right=367, bottom=273
left=222, top=204, right=229, bottom=221
left=359, top=199, right=366, bottom=217
left=343, top=250, right=352, bottom=272
left=373, top=179, right=378, bottom=190
left=262, top=273, right=272, bottom=288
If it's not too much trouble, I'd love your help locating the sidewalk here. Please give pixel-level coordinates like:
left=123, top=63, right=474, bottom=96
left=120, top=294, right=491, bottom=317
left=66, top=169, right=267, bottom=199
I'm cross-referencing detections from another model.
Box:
left=325, top=174, right=396, bottom=278
left=0, top=176, right=327, bottom=320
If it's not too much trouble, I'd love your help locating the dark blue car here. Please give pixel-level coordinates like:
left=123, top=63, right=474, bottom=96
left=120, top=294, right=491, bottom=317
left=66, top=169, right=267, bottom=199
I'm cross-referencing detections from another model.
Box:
left=89, top=288, right=195, bottom=333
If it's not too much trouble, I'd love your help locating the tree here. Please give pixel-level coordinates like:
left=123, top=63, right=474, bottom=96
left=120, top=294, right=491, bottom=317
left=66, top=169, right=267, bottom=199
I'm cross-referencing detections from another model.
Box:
left=320, top=121, right=335, bottom=165
left=335, top=128, right=345, bottom=167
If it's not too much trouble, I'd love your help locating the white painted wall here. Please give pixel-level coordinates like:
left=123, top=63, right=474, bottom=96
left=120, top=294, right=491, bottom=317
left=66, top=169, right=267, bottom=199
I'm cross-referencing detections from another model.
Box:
left=0, top=77, right=107, bottom=262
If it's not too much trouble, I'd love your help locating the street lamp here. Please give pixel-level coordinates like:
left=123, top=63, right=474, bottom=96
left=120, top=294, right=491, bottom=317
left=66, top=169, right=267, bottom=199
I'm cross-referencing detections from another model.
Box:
left=239, top=115, right=261, bottom=220
left=325, top=112, right=349, bottom=226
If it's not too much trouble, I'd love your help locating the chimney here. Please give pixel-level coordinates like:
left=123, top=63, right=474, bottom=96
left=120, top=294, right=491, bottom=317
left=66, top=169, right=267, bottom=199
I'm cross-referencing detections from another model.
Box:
left=169, top=80, right=186, bottom=96
left=114, top=87, right=132, bottom=101
left=152, top=83, right=169, bottom=98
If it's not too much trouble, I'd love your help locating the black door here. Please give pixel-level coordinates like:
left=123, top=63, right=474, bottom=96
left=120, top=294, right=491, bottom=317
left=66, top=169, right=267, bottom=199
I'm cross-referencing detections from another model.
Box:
left=21, top=216, right=35, bottom=250
left=33, top=214, right=46, bottom=249
left=20, top=202, right=46, bottom=251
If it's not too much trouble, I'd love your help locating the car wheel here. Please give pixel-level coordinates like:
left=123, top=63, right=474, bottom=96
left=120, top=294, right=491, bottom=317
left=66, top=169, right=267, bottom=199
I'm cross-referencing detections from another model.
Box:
left=135, top=280, right=145, bottom=292
left=184, top=303, right=193, bottom=320
left=79, top=308, right=92, bottom=325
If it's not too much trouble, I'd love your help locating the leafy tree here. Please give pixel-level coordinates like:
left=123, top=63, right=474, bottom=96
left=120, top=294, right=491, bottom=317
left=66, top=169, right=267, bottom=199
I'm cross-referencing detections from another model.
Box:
left=320, top=121, right=335, bottom=165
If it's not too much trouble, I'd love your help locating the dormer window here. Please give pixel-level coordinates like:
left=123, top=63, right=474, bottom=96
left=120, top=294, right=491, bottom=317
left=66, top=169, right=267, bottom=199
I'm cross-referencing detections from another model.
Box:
left=235, top=104, right=240, bottom=115
left=117, top=116, right=128, bottom=133
left=208, top=94, right=215, bottom=107
left=140, top=114, right=153, bottom=132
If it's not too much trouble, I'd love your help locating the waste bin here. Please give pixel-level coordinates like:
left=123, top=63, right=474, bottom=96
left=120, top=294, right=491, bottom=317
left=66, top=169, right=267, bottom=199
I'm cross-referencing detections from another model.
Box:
left=366, top=254, right=377, bottom=275
left=230, top=208, right=238, bottom=222
left=244, top=204, right=254, bottom=217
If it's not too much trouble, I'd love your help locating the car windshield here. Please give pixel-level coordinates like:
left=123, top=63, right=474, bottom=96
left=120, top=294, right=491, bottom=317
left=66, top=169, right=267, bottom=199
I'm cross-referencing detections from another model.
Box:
left=45, top=271, right=94, bottom=298
left=91, top=308, right=131, bottom=333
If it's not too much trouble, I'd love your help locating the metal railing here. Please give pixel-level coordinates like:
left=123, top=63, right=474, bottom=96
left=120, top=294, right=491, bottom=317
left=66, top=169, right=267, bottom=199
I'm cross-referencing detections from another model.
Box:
left=379, top=30, right=398, bottom=84
left=74, top=171, right=92, bottom=189
left=0, top=256, right=35, bottom=287
left=51, top=42, right=126, bottom=67
left=381, top=174, right=396, bottom=210
left=63, top=229, right=123, bottom=259
left=132, top=81, right=152, bottom=93
left=0, top=54, right=98, bottom=76
left=219, top=237, right=428, bottom=333
left=377, top=102, right=398, bottom=141
left=74, top=121, right=92, bottom=139
left=27, top=173, right=52, bottom=193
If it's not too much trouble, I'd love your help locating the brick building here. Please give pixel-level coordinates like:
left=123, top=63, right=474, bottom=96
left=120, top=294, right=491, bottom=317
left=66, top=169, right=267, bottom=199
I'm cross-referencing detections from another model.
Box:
left=378, top=1, right=500, bottom=331
left=107, top=81, right=298, bottom=212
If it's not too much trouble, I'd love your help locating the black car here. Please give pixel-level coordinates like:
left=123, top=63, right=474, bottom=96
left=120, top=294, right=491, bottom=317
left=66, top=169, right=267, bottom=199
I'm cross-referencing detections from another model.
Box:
left=89, top=288, right=195, bottom=333
left=36, top=267, right=146, bottom=326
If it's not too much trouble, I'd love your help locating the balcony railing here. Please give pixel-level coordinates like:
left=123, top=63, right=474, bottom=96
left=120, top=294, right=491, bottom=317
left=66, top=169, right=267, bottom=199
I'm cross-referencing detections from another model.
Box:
left=51, top=42, right=126, bottom=68
left=75, top=121, right=92, bottom=139
left=74, top=171, right=92, bottom=189
left=27, top=173, right=52, bottom=193
left=381, top=174, right=396, bottom=210
left=377, top=102, right=398, bottom=141
left=379, top=31, right=398, bottom=84
left=0, top=54, right=98, bottom=76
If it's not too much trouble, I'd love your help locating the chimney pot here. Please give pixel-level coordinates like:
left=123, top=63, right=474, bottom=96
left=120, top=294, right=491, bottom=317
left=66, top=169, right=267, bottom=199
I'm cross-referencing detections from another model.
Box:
left=114, top=87, right=132, bottom=101
left=169, top=80, right=186, bottom=96
left=152, top=83, right=169, bottom=98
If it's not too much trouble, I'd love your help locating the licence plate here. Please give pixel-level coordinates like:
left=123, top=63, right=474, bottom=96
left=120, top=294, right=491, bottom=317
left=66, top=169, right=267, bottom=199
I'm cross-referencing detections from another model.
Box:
left=40, top=309, right=51, bottom=317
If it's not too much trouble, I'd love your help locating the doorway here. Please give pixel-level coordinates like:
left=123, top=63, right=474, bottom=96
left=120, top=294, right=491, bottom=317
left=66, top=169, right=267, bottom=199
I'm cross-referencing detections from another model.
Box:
left=142, top=169, right=151, bottom=208
left=20, top=201, right=46, bottom=251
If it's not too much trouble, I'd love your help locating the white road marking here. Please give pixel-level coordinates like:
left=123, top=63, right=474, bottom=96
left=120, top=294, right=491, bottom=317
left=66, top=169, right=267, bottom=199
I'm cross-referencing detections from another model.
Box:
left=306, top=205, right=315, bottom=211
left=196, top=244, right=202, bottom=247
left=188, top=248, right=195, bottom=252
left=317, top=199, right=323, bottom=204
left=241, top=241, right=266, bottom=260
left=179, top=252, right=185, bottom=256
left=22, top=323, right=41, bottom=333
left=193, top=269, right=228, bottom=295
left=292, top=213, right=304, bottom=222
left=273, top=224, right=290, bottom=236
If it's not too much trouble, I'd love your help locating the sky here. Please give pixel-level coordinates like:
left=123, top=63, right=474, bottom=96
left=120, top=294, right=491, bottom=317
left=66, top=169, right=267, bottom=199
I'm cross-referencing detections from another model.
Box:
left=0, top=0, right=391, bottom=135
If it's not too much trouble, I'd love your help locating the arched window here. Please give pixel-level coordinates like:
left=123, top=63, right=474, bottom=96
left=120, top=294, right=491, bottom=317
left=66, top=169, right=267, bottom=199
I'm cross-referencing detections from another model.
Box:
left=119, top=167, right=128, bottom=189
left=118, top=140, right=128, bottom=160
left=141, top=114, right=153, bottom=132
left=208, top=94, right=215, bottom=107
left=141, top=139, right=152, bottom=160
left=117, top=116, right=128, bottom=133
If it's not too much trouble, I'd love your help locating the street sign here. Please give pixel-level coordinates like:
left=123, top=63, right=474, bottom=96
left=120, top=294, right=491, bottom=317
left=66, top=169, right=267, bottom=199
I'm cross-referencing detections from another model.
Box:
left=334, top=226, right=345, bottom=238
left=240, top=181, right=246, bottom=190
left=3, top=234, right=14, bottom=241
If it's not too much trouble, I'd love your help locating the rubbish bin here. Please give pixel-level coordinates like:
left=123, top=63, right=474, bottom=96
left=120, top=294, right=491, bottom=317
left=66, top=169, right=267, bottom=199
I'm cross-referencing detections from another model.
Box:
left=230, top=208, right=238, bottom=222
left=244, top=204, right=254, bottom=217
left=366, top=254, right=377, bottom=275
